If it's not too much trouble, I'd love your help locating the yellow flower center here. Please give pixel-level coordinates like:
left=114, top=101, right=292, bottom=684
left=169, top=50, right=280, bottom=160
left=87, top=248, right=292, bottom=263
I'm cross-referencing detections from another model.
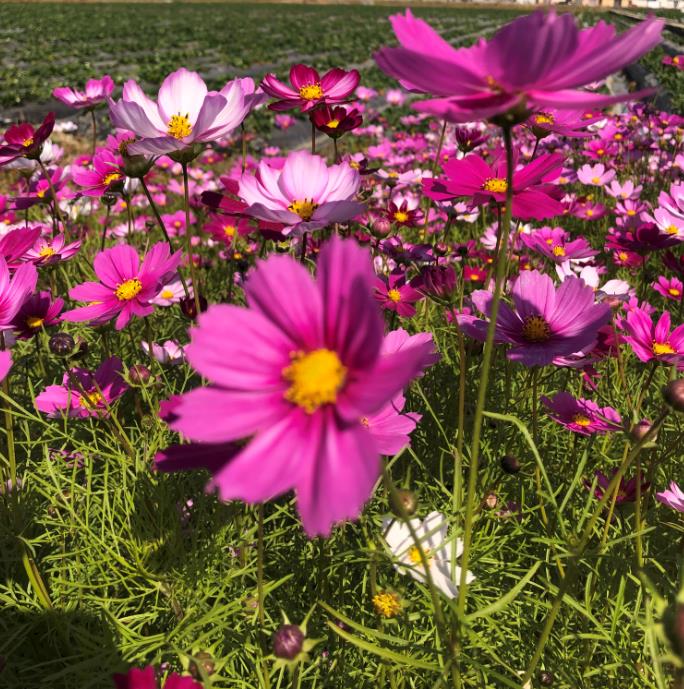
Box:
left=618, top=252, right=628, bottom=261
left=223, top=224, right=236, bottom=237
left=299, top=83, right=324, bottom=101
left=26, top=316, right=44, bottom=329
left=103, top=171, right=122, bottom=186
left=288, top=198, right=318, bottom=221
left=674, top=56, right=680, bottom=65
left=393, top=210, right=409, bottom=223
left=591, top=176, right=600, bottom=184
left=36, top=189, right=47, bottom=199
left=22, top=137, right=34, bottom=148
left=115, top=278, right=143, bottom=301
left=552, top=245, right=566, bottom=257
left=669, top=288, right=681, bottom=297
left=653, top=341, right=676, bottom=356
left=167, top=113, right=193, bottom=140
left=349, top=161, right=360, bottom=169
left=614, top=133, right=623, bottom=141
left=387, top=288, right=402, bottom=303
left=572, top=414, right=591, bottom=427
left=326, top=119, right=340, bottom=129
left=160, top=289, right=175, bottom=299
left=597, top=149, right=605, bottom=156
left=283, top=349, right=347, bottom=413
left=626, top=209, right=636, bottom=216
left=39, top=246, right=55, bottom=258
left=372, top=592, right=401, bottom=618
left=585, top=209, right=594, bottom=217
left=534, top=113, right=554, bottom=125
left=482, top=177, right=508, bottom=193
left=666, top=224, right=679, bottom=235
left=521, top=315, right=551, bottom=343
left=80, top=390, right=103, bottom=408
left=408, top=545, right=432, bottom=566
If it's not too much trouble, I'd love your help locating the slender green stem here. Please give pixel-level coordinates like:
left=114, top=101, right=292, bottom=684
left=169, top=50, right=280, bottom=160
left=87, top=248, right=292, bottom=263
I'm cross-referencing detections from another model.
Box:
left=100, top=204, right=111, bottom=252
left=38, top=159, right=64, bottom=230
left=256, top=503, right=271, bottom=689
left=182, top=163, right=202, bottom=317
left=311, top=120, right=316, bottom=155
left=90, top=108, right=97, bottom=157
left=456, top=124, right=514, bottom=619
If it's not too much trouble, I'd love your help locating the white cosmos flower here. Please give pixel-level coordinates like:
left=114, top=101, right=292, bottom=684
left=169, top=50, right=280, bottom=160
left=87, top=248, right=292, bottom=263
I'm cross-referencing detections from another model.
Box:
left=383, top=511, right=474, bottom=599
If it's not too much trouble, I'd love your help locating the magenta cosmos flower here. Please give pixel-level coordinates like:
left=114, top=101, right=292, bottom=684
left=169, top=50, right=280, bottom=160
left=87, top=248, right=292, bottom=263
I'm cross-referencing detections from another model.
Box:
left=25, top=233, right=80, bottom=266
left=621, top=307, right=684, bottom=364
left=526, top=108, right=601, bottom=138
left=62, top=242, right=181, bottom=330
left=53, top=75, right=114, bottom=109
left=239, top=150, right=364, bottom=236
left=156, top=237, right=436, bottom=537
left=0, top=351, right=11, bottom=382
left=109, top=69, right=254, bottom=156
left=424, top=151, right=563, bottom=220
left=374, top=10, right=662, bottom=121
left=35, top=356, right=128, bottom=418
left=71, top=148, right=125, bottom=197
left=261, top=64, right=360, bottom=112
left=373, top=272, right=422, bottom=317
left=0, top=257, right=38, bottom=330
left=11, top=291, right=63, bottom=339
left=656, top=481, right=684, bottom=512
left=541, top=391, right=622, bottom=436
left=0, top=112, right=55, bottom=166
left=458, top=270, right=611, bottom=366
left=114, top=666, right=201, bottom=689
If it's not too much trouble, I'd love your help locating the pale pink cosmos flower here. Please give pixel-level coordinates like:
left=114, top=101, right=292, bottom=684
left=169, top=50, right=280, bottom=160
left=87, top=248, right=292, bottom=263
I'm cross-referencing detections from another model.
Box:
left=142, top=340, right=185, bottom=366
left=656, top=481, right=684, bottom=512
left=239, top=150, right=365, bottom=236
left=604, top=179, right=642, bottom=200
left=109, top=69, right=256, bottom=156
left=577, top=163, right=616, bottom=187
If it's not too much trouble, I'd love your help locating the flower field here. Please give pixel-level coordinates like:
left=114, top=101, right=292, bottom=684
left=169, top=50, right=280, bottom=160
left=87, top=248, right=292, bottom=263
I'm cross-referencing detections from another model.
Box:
left=1, top=4, right=684, bottom=689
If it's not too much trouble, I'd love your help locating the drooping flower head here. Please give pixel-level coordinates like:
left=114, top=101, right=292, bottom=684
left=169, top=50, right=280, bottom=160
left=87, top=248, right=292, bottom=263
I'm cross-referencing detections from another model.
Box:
left=374, top=10, right=663, bottom=122
left=109, top=68, right=254, bottom=156
left=525, top=108, right=602, bottom=138
left=11, top=291, right=63, bottom=339
left=261, top=64, right=360, bottom=112
left=239, top=150, right=364, bottom=236
left=457, top=270, right=611, bottom=366
left=52, top=75, right=114, bottom=109
left=63, top=242, right=181, bottom=330
left=156, top=237, right=436, bottom=537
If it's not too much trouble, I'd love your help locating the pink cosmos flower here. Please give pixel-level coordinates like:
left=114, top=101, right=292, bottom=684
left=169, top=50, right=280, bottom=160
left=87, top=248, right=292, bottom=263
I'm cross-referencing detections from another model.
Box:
left=653, top=276, right=683, bottom=302
left=142, top=340, right=185, bottom=366
left=0, top=350, right=11, bottom=382
left=11, top=291, right=63, bottom=339
left=424, top=151, right=563, bottom=220
left=521, top=226, right=597, bottom=264
left=663, top=55, right=684, bottom=70
left=0, top=112, right=55, bottom=166
left=62, top=242, right=181, bottom=330
left=577, top=163, right=616, bottom=186
left=52, top=76, right=114, bottom=109
left=109, top=69, right=254, bottom=156
left=156, top=237, right=436, bottom=537
left=0, top=257, right=38, bottom=330
left=541, top=391, right=622, bottom=436
left=457, top=269, right=611, bottom=366
left=35, top=357, right=128, bottom=418
left=586, top=470, right=649, bottom=504
left=525, top=109, right=601, bottom=138
left=239, top=150, right=364, bottom=236
left=25, top=233, right=80, bottom=266
left=656, top=481, right=684, bottom=512
left=605, top=179, right=642, bottom=200
left=386, top=193, right=424, bottom=227
left=621, top=307, right=684, bottom=363
left=71, top=149, right=125, bottom=197
left=261, top=64, right=360, bottom=112
left=12, top=166, right=69, bottom=211
left=203, top=213, right=251, bottom=246
left=151, top=277, right=191, bottom=306
left=374, top=10, right=662, bottom=121
left=113, top=665, right=202, bottom=689
left=650, top=182, right=684, bottom=238
left=0, top=226, right=42, bottom=268
left=373, top=272, right=422, bottom=317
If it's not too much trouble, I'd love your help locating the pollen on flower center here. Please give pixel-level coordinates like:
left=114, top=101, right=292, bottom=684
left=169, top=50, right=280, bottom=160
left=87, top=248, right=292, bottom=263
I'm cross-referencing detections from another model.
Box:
left=22, top=137, right=34, bottom=148
left=299, top=83, right=324, bottom=101
left=482, top=177, right=508, bottom=193
left=224, top=224, right=236, bottom=237
left=39, top=246, right=55, bottom=258
left=326, top=119, right=340, bottom=129
left=669, top=288, right=681, bottom=297
left=572, top=413, right=592, bottom=427
left=288, top=198, right=318, bottom=221
left=372, top=592, right=401, bottom=618
left=160, top=289, right=174, bottom=299
left=115, top=277, right=143, bottom=301
left=26, top=316, right=44, bottom=329
left=283, top=348, right=347, bottom=413
left=394, top=210, right=409, bottom=223
left=408, top=545, right=432, bottom=566
left=103, top=171, right=122, bottom=186
left=552, top=245, right=566, bottom=257
left=80, top=390, right=103, bottom=408
left=387, top=288, right=402, bottom=303
left=534, top=113, right=555, bottom=125
left=167, top=113, right=193, bottom=140
left=653, top=340, right=676, bottom=355
left=521, top=315, right=551, bottom=342
left=666, top=224, right=679, bottom=235
left=591, top=176, right=600, bottom=184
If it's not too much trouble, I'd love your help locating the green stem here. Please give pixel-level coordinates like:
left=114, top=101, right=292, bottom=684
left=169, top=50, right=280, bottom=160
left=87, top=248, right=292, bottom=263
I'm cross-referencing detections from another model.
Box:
left=90, top=108, right=97, bottom=157
left=182, top=163, right=202, bottom=317
left=256, top=504, right=271, bottom=689
left=456, top=124, right=514, bottom=619
left=38, top=159, right=64, bottom=231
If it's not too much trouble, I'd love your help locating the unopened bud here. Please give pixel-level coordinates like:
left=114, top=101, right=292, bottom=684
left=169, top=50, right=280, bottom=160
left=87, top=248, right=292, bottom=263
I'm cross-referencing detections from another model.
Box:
left=49, top=332, right=75, bottom=357
left=630, top=419, right=657, bottom=444
left=500, top=454, right=521, bottom=475
left=273, top=624, right=304, bottom=660
left=391, top=489, right=418, bottom=516
left=189, top=651, right=215, bottom=679
left=663, top=379, right=684, bottom=413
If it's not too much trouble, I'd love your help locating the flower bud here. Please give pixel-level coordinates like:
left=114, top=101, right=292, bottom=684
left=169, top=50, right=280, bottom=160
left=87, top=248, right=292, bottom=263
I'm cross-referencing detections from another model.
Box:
left=179, top=294, right=208, bottom=320
left=122, top=153, right=154, bottom=179
left=539, top=670, right=554, bottom=686
left=128, top=364, right=151, bottom=386
left=189, top=651, right=216, bottom=679
left=484, top=492, right=498, bottom=509
left=372, top=217, right=392, bottom=239
left=391, top=488, right=418, bottom=516
left=663, top=601, right=684, bottom=659
left=101, top=191, right=118, bottom=207
left=500, top=454, right=521, bottom=475
left=49, top=332, right=75, bottom=357
left=273, top=624, right=305, bottom=660
left=630, top=419, right=657, bottom=444
left=663, top=379, right=684, bottom=413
